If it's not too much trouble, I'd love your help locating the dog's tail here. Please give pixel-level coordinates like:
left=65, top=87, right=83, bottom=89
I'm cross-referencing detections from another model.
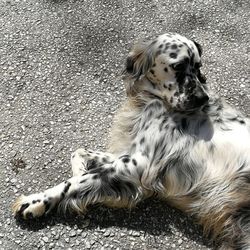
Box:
left=180, top=172, right=250, bottom=250
left=223, top=203, right=250, bottom=250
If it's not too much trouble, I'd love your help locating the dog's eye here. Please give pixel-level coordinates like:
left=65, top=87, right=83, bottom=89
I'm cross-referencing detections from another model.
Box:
left=171, top=58, right=189, bottom=71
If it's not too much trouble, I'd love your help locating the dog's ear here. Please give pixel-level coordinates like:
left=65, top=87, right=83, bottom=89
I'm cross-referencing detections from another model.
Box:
left=197, top=71, right=207, bottom=85
left=192, top=40, right=203, bottom=57
left=192, top=40, right=206, bottom=85
left=123, top=39, right=155, bottom=96
left=124, top=39, right=155, bottom=80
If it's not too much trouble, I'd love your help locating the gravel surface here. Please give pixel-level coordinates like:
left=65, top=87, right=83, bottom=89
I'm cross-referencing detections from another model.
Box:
left=0, top=0, right=249, bottom=249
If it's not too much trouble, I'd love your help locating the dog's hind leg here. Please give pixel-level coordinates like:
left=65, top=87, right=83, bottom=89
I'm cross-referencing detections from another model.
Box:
left=12, top=153, right=147, bottom=219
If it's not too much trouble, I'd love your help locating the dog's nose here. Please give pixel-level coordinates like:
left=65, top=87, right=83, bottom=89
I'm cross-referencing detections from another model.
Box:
left=194, top=94, right=209, bottom=107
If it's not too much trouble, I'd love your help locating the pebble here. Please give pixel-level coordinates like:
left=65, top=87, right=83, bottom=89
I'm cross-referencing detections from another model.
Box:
left=42, top=236, right=49, bottom=243
left=178, top=239, right=183, bottom=245
left=69, top=231, right=77, bottom=237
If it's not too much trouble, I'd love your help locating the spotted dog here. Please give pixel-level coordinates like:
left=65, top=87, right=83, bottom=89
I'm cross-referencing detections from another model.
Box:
left=13, top=33, right=250, bottom=250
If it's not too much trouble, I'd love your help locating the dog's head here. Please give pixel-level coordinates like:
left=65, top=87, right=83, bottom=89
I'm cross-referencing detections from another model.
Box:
left=124, top=33, right=208, bottom=112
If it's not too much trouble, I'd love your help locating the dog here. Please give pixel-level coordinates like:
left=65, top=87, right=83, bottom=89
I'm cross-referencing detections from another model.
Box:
left=12, top=33, right=250, bottom=249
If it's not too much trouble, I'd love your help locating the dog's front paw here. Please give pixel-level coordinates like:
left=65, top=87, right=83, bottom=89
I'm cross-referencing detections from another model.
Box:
left=12, top=193, right=50, bottom=219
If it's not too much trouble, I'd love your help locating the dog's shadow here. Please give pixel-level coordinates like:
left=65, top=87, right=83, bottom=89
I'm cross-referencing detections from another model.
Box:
left=16, top=198, right=214, bottom=249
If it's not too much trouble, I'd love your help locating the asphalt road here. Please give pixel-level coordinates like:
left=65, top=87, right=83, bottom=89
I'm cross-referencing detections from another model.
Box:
left=0, top=0, right=249, bottom=249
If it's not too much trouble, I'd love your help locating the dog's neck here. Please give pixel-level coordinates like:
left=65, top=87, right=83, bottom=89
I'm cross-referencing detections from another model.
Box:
left=133, top=76, right=168, bottom=97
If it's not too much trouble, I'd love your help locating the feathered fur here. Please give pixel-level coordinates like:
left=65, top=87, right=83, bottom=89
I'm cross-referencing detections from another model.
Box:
left=12, top=33, right=250, bottom=249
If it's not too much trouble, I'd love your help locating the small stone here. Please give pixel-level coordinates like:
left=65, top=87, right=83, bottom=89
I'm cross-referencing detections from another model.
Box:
left=85, top=241, right=91, bottom=249
left=42, top=236, right=49, bottom=243
left=178, top=239, right=183, bottom=245
left=69, top=231, right=77, bottom=237
left=103, top=230, right=110, bottom=237
left=132, top=231, right=140, bottom=236
left=49, top=243, right=55, bottom=249
left=15, top=240, right=21, bottom=244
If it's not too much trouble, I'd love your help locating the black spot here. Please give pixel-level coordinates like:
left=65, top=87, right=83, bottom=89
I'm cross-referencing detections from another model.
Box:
left=122, top=157, right=130, bottom=163
left=148, top=110, right=153, bottom=118
left=150, top=69, right=155, bottom=75
left=215, top=118, right=223, bottom=123
left=92, top=174, right=99, bottom=179
left=181, top=118, right=188, bottom=130
left=63, top=181, right=71, bottom=194
left=156, top=50, right=162, bottom=57
left=164, top=45, right=169, bottom=51
left=140, top=137, right=145, bottom=145
left=44, top=200, right=51, bottom=213
left=239, top=120, right=245, bottom=124
left=152, top=63, right=156, bottom=67
left=164, top=124, right=169, bottom=130
left=132, top=159, right=137, bottom=166
left=171, top=44, right=177, bottom=49
left=32, top=199, right=40, bottom=204
left=170, top=97, right=173, bottom=103
left=71, top=154, right=75, bottom=159
left=156, top=114, right=162, bottom=119
left=159, top=44, right=163, bottom=49
left=102, top=157, right=108, bottom=163
left=86, top=159, right=99, bottom=170
left=164, top=67, right=168, bottom=72
left=109, top=167, right=116, bottom=174
left=26, top=212, right=34, bottom=219
left=169, top=53, right=177, bottom=59
left=178, top=44, right=183, bottom=48
left=18, top=203, right=29, bottom=216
